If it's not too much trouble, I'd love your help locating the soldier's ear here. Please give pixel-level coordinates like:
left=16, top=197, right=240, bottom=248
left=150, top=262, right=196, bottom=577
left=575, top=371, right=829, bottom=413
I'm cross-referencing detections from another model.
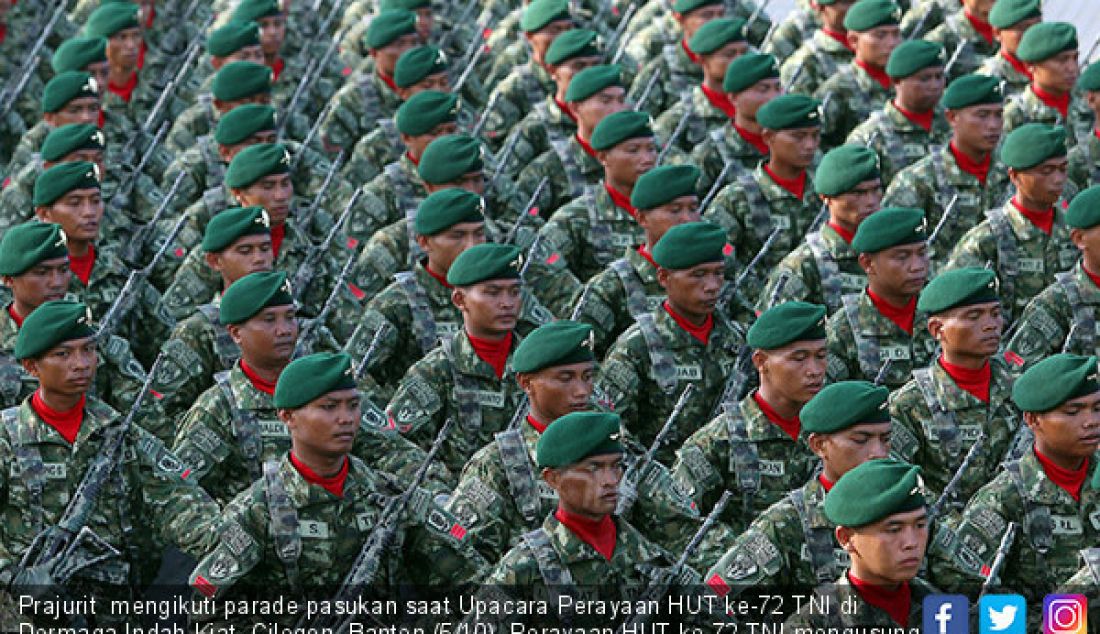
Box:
left=857, top=252, right=874, bottom=275
left=542, top=467, right=560, bottom=490
left=926, top=316, right=944, bottom=340
left=835, top=525, right=855, bottom=551
left=451, top=287, right=466, bottom=311
left=656, top=267, right=670, bottom=290
left=806, top=432, right=828, bottom=459
left=751, top=348, right=768, bottom=373
left=1, top=276, right=13, bottom=288
left=20, top=358, right=39, bottom=378
left=516, top=372, right=533, bottom=394
left=205, top=252, right=223, bottom=273
left=226, top=323, right=244, bottom=346
left=1070, top=228, right=1088, bottom=251
left=1022, top=411, right=1041, bottom=433
left=34, top=205, right=52, bottom=222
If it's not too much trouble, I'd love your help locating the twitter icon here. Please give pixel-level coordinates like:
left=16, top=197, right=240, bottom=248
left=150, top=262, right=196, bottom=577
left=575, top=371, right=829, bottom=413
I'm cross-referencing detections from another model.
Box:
left=980, top=595, right=1026, bottom=634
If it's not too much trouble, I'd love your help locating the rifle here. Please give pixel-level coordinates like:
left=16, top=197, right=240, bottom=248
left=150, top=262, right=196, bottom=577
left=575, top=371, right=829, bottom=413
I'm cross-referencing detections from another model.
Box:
left=657, top=107, right=690, bottom=165
left=471, top=92, right=502, bottom=138
left=438, top=0, right=480, bottom=51
left=699, top=163, right=732, bottom=213
left=122, top=170, right=187, bottom=265
left=783, top=64, right=804, bottom=93
left=504, top=177, right=549, bottom=244
left=809, top=200, right=830, bottom=233
left=872, top=358, right=892, bottom=386
left=607, top=4, right=638, bottom=66
left=714, top=275, right=790, bottom=418
left=518, top=234, right=543, bottom=280
left=570, top=285, right=593, bottom=321
left=354, top=322, right=392, bottom=379
left=944, top=40, right=966, bottom=77
left=744, top=0, right=772, bottom=33
left=927, top=432, right=986, bottom=522
left=110, top=120, right=170, bottom=214
left=490, top=132, right=522, bottom=186
left=289, top=99, right=338, bottom=172
left=617, top=384, right=696, bottom=516
left=297, top=149, right=347, bottom=234
left=290, top=188, right=361, bottom=302
left=293, top=253, right=358, bottom=358
left=0, top=0, right=66, bottom=118
left=279, top=26, right=349, bottom=140
left=1062, top=323, right=1080, bottom=354
left=761, top=21, right=780, bottom=49
left=978, top=522, right=1018, bottom=597
left=926, top=193, right=958, bottom=247
left=717, top=226, right=782, bottom=311
left=453, top=38, right=489, bottom=95
left=632, top=71, right=662, bottom=112
left=505, top=395, right=530, bottom=431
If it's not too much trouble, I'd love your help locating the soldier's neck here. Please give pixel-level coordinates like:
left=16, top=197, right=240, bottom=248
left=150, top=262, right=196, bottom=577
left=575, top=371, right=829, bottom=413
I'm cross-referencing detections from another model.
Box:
left=733, top=113, right=761, bottom=135
left=1013, top=190, right=1056, bottom=212
left=290, top=446, right=347, bottom=479
left=10, top=299, right=34, bottom=323
left=67, top=240, right=93, bottom=258
left=847, top=564, right=902, bottom=590
left=37, top=386, right=86, bottom=414
left=107, top=64, right=135, bottom=87
left=1033, top=441, right=1088, bottom=473
left=755, top=384, right=803, bottom=421
left=241, top=355, right=286, bottom=384
left=465, top=324, right=511, bottom=342
left=702, top=76, right=724, bottom=94
left=765, top=158, right=803, bottom=182
left=605, top=176, right=633, bottom=198
left=950, top=137, right=990, bottom=165
left=866, top=281, right=914, bottom=309
left=939, top=348, right=989, bottom=371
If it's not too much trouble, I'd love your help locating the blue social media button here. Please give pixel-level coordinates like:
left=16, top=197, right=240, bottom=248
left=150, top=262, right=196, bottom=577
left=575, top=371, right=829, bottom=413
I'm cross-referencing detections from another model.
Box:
left=924, top=595, right=969, bottom=634
left=980, top=594, right=1026, bottom=634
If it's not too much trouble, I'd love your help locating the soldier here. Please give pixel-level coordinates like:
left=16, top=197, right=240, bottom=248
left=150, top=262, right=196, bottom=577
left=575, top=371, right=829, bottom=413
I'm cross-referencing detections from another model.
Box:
left=929, top=353, right=1100, bottom=604
left=815, top=0, right=901, bottom=150
left=1003, top=22, right=1088, bottom=148
left=783, top=459, right=937, bottom=630
left=50, top=36, right=110, bottom=96
left=779, top=0, right=855, bottom=97
left=758, top=144, right=881, bottom=315
left=704, top=380, right=891, bottom=591
left=597, top=222, right=748, bottom=462
left=975, top=0, right=1041, bottom=98
left=178, top=20, right=266, bottom=104
left=1068, top=62, right=1100, bottom=192
left=826, top=207, right=935, bottom=389
left=763, top=0, right=824, bottom=65
left=671, top=301, right=825, bottom=531
left=889, top=267, right=1025, bottom=512
left=883, top=74, right=1011, bottom=260
left=847, top=39, right=951, bottom=184
left=946, top=123, right=1078, bottom=323
left=624, top=0, right=724, bottom=68
left=924, top=0, right=997, bottom=82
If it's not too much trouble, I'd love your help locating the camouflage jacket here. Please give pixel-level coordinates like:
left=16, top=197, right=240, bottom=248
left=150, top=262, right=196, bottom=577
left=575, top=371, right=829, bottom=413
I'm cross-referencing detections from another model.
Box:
left=1008, top=261, right=1100, bottom=368
left=779, top=29, right=854, bottom=97
left=626, top=42, right=702, bottom=119
left=652, top=85, right=732, bottom=155
left=757, top=224, right=866, bottom=316
left=318, top=68, right=404, bottom=151
left=784, top=574, right=937, bottom=630
left=351, top=155, right=428, bottom=246
left=495, top=97, right=577, bottom=181
left=343, top=118, right=404, bottom=186
left=763, top=6, right=820, bottom=65
left=692, top=124, right=768, bottom=197
left=825, top=288, right=937, bottom=390
left=900, top=0, right=952, bottom=38
left=1004, top=85, right=1090, bottom=149
left=480, top=62, right=556, bottom=151
left=164, top=95, right=310, bottom=156
left=1068, top=125, right=1100, bottom=193
left=538, top=184, right=645, bottom=282
left=925, top=9, right=998, bottom=82
left=572, top=246, right=666, bottom=358
left=1059, top=547, right=1100, bottom=599
left=816, top=62, right=894, bottom=150
left=847, top=102, right=953, bottom=185
left=976, top=51, right=1032, bottom=99
left=624, top=0, right=771, bottom=68
left=515, top=135, right=605, bottom=217
left=100, top=72, right=188, bottom=144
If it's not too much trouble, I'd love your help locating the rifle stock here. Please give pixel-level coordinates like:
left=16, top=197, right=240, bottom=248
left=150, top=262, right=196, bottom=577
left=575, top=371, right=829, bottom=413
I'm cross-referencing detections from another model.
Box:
left=617, top=383, right=696, bottom=516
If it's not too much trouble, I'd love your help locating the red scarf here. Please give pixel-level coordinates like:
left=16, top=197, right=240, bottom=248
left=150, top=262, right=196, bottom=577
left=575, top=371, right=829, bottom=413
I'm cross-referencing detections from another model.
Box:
left=663, top=300, right=713, bottom=344
left=69, top=246, right=95, bottom=285
left=753, top=392, right=801, bottom=440
left=818, top=473, right=834, bottom=492
left=828, top=221, right=855, bottom=244
left=144, top=5, right=155, bottom=27
left=681, top=38, right=700, bottom=64
left=1011, top=197, right=1053, bottom=235
left=822, top=27, right=854, bottom=52
left=377, top=68, right=399, bottom=93
left=290, top=453, right=349, bottom=497
left=605, top=183, right=636, bottom=218
left=575, top=133, right=599, bottom=160
left=867, top=288, right=916, bottom=335
left=965, top=10, right=994, bottom=46
left=1034, top=448, right=1088, bottom=501
left=270, top=224, right=286, bottom=257
left=405, top=151, right=420, bottom=166
left=554, top=507, right=617, bottom=561
left=855, top=59, right=892, bottom=91
left=7, top=304, right=24, bottom=328
left=950, top=141, right=991, bottom=186
left=527, top=414, right=548, bottom=434
left=637, top=244, right=658, bottom=269
left=0, top=24, right=6, bottom=44
left=108, top=72, right=138, bottom=103
left=554, top=97, right=578, bottom=123
left=1032, top=84, right=1070, bottom=119
left=31, top=391, right=85, bottom=444
left=97, top=110, right=106, bottom=129
left=734, top=123, right=769, bottom=155
left=467, top=331, right=512, bottom=379
left=240, top=360, right=277, bottom=396
left=269, top=57, right=285, bottom=82
left=849, top=573, right=911, bottom=628
left=893, top=100, right=933, bottom=132
left=1083, top=262, right=1100, bottom=290
left=137, top=41, right=145, bottom=70
left=763, top=164, right=807, bottom=199
left=1095, top=127, right=1100, bottom=143
left=1002, top=49, right=1033, bottom=80
left=700, top=83, right=737, bottom=119
left=424, top=263, right=453, bottom=289
left=939, top=357, right=991, bottom=403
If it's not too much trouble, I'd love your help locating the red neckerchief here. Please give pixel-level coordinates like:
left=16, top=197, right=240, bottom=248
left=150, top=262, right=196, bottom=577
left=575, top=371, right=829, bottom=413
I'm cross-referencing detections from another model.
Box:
left=849, top=572, right=911, bottom=628
left=605, top=183, right=637, bottom=218
left=700, top=83, right=737, bottom=119
left=405, top=151, right=420, bottom=166
left=527, top=414, right=548, bottom=434
left=893, top=100, right=933, bottom=132
left=554, top=96, right=578, bottom=123
left=31, top=391, right=86, bottom=444
left=467, top=330, right=513, bottom=379
left=377, top=68, right=399, bottom=93
left=290, top=452, right=349, bottom=497
left=950, top=141, right=991, bottom=186
left=1034, top=448, right=1088, bottom=501
left=763, top=164, right=807, bottom=199
left=822, top=27, right=854, bottom=52
left=827, top=221, right=855, bottom=244
left=637, top=244, right=658, bottom=269
left=69, top=246, right=95, bottom=285
left=938, top=357, right=991, bottom=403
left=0, top=24, right=6, bottom=44
left=1095, top=127, right=1100, bottom=143
left=575, top=133, right=599, bottom=160
left=240, top=359, right=277, bottom=396
left=1011, top=196, right=1054, bottom=235
left=270, top=57, right=285, bottom=82
left=7, top=304, right=24, bottom=328
left=108, top=72, right=139, bottom=103
left=818, top=473, right=834, bottom=492
left=145, top=5, right=155, bottom=27
left=554, top=506, right=617, bottom=561
left=137, top=41, right=145, bottom=70
left=1002, top=49, right=1032, bottom=80
left=867, top=288, right=916, bottom=335
left=1032, top=84, right=1070, bottom=119
left=753, top=391, right=801, bottom=440
left=681, top=38, right=700, bottom=64
left=97, top=110, right=106, bottom=129
left=423, top=263, right=453, bottom=289
left=663, top=300, right=714, bottom=344
left=270, top=223, right=286, bottom=257
left=855, top=59, right=891, bottom=91
left=965, top=10, right=994, bottom=46
left=734, top=122, right=769, bottom=155
left=1084, top=262, right=1100, bottom=290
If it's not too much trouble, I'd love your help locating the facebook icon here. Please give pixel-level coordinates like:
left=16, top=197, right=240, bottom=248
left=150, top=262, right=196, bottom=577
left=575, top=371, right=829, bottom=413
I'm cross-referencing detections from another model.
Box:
left=924, top=595, right=969, bottom=634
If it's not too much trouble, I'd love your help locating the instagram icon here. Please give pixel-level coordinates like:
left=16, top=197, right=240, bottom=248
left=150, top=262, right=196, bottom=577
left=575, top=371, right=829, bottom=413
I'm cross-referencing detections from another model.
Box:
left=1044, top=595, right=1087, bottom=634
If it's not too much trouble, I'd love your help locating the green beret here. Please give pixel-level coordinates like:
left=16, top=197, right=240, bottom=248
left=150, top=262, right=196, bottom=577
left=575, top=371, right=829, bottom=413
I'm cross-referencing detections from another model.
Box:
left=916, top=267, right=998, bottom=314
left=14, top=301, right=96, bottom=360
left=564, top=64, right=622, bottom=103
left=802, top=381, right=890, bottom=434
left=513, top=321, right=595, bottom=374
left=723, top=52, right=779, bottom=93
left=218, top=270, right=294, bottom=325
left=34, top=161, right=100, bottom=207
left=1017, top=22, right=1077, bottom=63
left=886, top=39, right=945, bottom=79
left=688, top=18, right=746, bottom=55
left=207, top=21, right=261, bottom=57
left=418, top=134, right=483, bottom=184
left=225, top=143, right=291, bottom=189
left=216, top=104, right=277, bottom=146
left=447, top=243, right=523, bottom=286
left=365, top=10, right=417, bottom=49
left=232, top=0, right=281, bottom=22
left=380, top=0, right=430, bottom=10
left=545, top=29, right=600, bottom=66
left=851, top=207, right=926, bottom=254
left=590, top=109, right=652, bottom=151
left=989, top=0, right=1041, bottom=28
left=942, top=74, right=1004, bottom=109
left=84, top=2, right=139, bottom=38
left=1067, top=186, right=1100, bottom=229
left=843, top=0, right=902, bottom=32
left=1013, top=354, right=1100, bottom=412
left=1079, top=61, right=1100, bottom=92
left=757, top=94, right=821, bottom=130
left=632, top=164, right=699, bottom=210
left=42, top=71, right=99, bottom=113
left=202, top=206, right=271, bottom=252
left=273, top=352, right=358, bottom=409
left=395, top=46, right=447, bottom=88
left=672, top=0, right=722, bottom=13
left=41, top=124, right=105, bottom=163
left=521, top=0, right=571, bottom=32
left=824, top=459, right=926, bottom=527
left=396, top=90, right=458, bottom=135
left=414, top=188, right=484, bottom=235
left=0, top=223, right=69, bottom=277
left=1001, top=123, right=1067, bottom=170
left=51, top=37, right=107, bottom=73
left=537, top=411, right=624, bottom=468
left=213, top=61, right=273, bottom=102
left=815, top=145, right=880, bottom=196
left=747, top=301, right=827, bottom=349
left=652, top=222, right=726, bottom=270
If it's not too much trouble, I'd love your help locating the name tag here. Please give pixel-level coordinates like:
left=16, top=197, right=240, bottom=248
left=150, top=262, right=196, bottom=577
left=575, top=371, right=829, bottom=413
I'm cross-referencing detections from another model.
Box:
left=258, top=421, right=290, bottom=437
left=838, top=273, right=864, bottom=292
left=1018, top=258, right=1044, bottom=273
left=612, top=234, right=635, bottom=247
left=958, top=193, right=980, bottom=207
left=770, top=215, right=791, bottom=231
left=879, top=346, right=911, bottom=361
left=759, top=460, right=785, bottom=477
left=355, top=512, right=378, bottom=532
left=298, top=520, right=330, bottom=539
left=1051, top=515, right=1083, bottom=536
left=645, top=296, right=663, bottom=311
left=674, top=365, right=702, bottom=380
left=903, top=144, right=925, bottom=158
left=959, top=426, right=982, bottom=443
left=436, top=321, right=459, bottom=337
left=43, top=463, right=67, bottom=479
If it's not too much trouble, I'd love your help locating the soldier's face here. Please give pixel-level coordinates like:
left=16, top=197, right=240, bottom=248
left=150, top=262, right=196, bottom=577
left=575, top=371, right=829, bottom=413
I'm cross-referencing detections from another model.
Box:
left=257, top=15, right=286, bottom=57
left=407, top=72, right=450, bottom=97
left=107, top=28, right=143, bottom=72
left=207, top=234, right=274, bottom=284
left=815, top=0, right=855, bottom=32
left=22, top=337, right=98, bottom=398
left=520, top=361, right=595, bottom=422
left=544, top=453, right=625, bottom=520
left=85, top=62, right=110, bottom=91
left=837, top=508, right=928, bottom=585
left=45, top=97, right=101, bottom=128
left=413, top=7, right=433, bottom=40
left=526, top=20, right=575, bottom=65
left=962, top=0, right=996, bottom=21
left=825, top=178, right=882, bottom=234
left=810, top=422, right=892, bottom=483
left=894, top=66, right=945, bottom=114
left=1009, top=156, right=1068, bottom=209
left=551, top=56, right=601, bottom=96
left=37, top=188, right=104, bottom=243
left=731, top=78, right=782, bottom=120
left=755, top=340, right=827, bottom=405
left=419, top=221, right=486, bottom=273
left=994, top=17, right=1040, bottom=54
left=766, top=127, right=820, bottom=171
left=373, top=34, right=421, bottom=76
left=230, top=304, right=299, bottom=366
left=283, top=388, right=361, bottom=460
left=600, top=137, right=657, bottom=187
left=852, top=25, right=900, bottom=69
left=1030, top=50, right=1080, bottom=95
left=452, top=279, right=522, bottom=337
left=1028, top=391, right=1100, bottom=462
left=404, top=121, right=459, bottom=159
left=636, top=196, right=700, bottom=243
left=235, top=173, right=294, bottom=226
left=572, top=86, right=628, bottom=132
left=675, top=5, right=725, bottom=41
left=1071, top=225, right=1100, bottom=269
left=224, top=45, right=266, bottom=66
left=929, top=301, right=1003, bottom=360
left=862, top=243, right=929, bottom=297
left=948, top=103, right=1003, bottom=155
left=4, top=258, right=72, bottom=312
left=659, top=261, right=724, bottom=322
left=700, top=41, right=749, bottom=84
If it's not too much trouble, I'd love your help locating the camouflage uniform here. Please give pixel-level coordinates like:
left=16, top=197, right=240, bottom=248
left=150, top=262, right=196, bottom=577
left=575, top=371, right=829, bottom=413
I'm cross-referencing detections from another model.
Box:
left=925, top=9, right=998, bottom=82
left=626, top=42, right=702, bottom=119
left=779, top=29, right=854, bottom=97
left=346, top=155, right=428, bottom=246
left=1007, top=262, right=1100, bottom=368
left=763, top=6, right=820, bottom=65
left=572, top=246, right=666, bottom=358
left=1060, top=548, right=1100, bottom=602
left=318, top=67, right=404, bottom=151
left=900, top=0, right=951, bottom=38
left=976, top=52, right=1033, bottom=99
left=479, top=61, right=556, bottom=150
left=100, top=73, right=187, bottom=134
left=652, top=86, right=731, bottom=154
left=815, top=63, right=893, bottom=150
left=537, top=184, right=646, bottom=282
left=692, top=125, right=767, bottom=199
left=847, top=102, right=953, bottom=185
left=1068, top=124, right=1100, bottom=192
left=825, top=288, right=937, bottom=390
left=515, top=136, right=605, bottom=216
left=494, top=97, right=577, bottom=181
left=341, top=117, right=405, bottom=185
left=783, top=575, right=937, bottom=629
left=757, top=224, right=866, bottom=315
left=1003, top=86, right=1091, bottom=149
left=165, top=96, right=312, bottom=156
left=624, top=1, right=771, bottom=68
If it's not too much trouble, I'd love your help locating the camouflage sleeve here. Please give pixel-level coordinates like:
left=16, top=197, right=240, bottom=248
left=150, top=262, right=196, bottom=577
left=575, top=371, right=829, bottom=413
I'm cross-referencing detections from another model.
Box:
left=97, top=334, right=149, bottom=412
left=944, top=222, right=997, bottom=272
left=705, top=517, right=788, bottom=595
left=401, top=487, right=491, bottom=585
left=757, top=248, right=817, bottom=313
left=345, top=307, right=404, bottom=402
left=538, top=207, right=585, bottom=278
left=150, top=326, right=217, bottom=420
left=480, top=86, right=528, bottom=148
left=1067, top=144, right=1091, bottom=193
left=1006, top=289, right=1070, bottom=368
left=825, top=310, right=857, bottom=383
left=886, top=382, right=928, bottom=466
left=496, top=123, right=544, bottom=181
left=780, top=52, right=818, bottom=96
left=171, top=388, right=237, bottom=493
left=132, top=279, right=176, bottom=367
left=625, top=58, right=667, bottom=119
left=702, top=184, right=747, bottom=259
left=575, top=274, right=626, bottom=358
left=187, top=488, right=267, bottom=598
left=515, top=154, right=563, bottom=219
left=386, top=352, right=450, bottom=441
left=348, top=189, right=399, bottom=247
left=882, top=164, right=934, bottom=212
left=445, top=447, right=519, bottom=563
left=160, top=249, right=219, bottom=321
left=0, top=428, right=14, bottom=573
left=762, top=14, right=809, bottom=63
left=319, top=82, right=366, bottom=150
left=522, top=241, right=583, bottom=319
left=926, top=479, right=1017, bottom=593
left=595, top=333, right=645, bottom=433
left=483, top=544, right=542, bottom=586
left=1001, top=98, right=1027, bottom=139
left=671, top=416, right=732, bottom=518
left=352, top=419, right=455, bottom=493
